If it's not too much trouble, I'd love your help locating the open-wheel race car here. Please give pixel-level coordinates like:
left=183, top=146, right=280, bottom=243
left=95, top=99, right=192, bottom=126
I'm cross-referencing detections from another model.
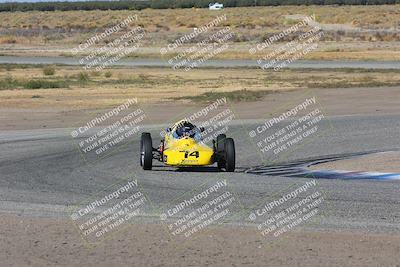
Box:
left=140, top=120, right=235, bottom=172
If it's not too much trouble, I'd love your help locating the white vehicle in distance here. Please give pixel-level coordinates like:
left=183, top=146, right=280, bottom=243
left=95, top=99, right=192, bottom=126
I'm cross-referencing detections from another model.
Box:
left=209, top=2, right=223, bottom=10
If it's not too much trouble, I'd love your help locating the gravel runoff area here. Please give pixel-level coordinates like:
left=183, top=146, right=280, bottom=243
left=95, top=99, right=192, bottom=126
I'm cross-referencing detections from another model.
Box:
left=1, top=214, right=400, bottom=267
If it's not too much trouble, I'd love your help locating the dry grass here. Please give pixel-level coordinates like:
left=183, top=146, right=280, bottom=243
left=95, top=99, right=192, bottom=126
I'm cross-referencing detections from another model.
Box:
left=1, top=6, right=399, bottom=31
left=0, top=65, right=399, bottom=109
left=0, top=5, right=399, bottom=61
left=1, top=43, right=400, bottom=61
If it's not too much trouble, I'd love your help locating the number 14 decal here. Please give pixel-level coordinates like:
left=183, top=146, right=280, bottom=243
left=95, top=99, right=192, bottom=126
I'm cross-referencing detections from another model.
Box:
left=180, top=151, right=199, bottom=158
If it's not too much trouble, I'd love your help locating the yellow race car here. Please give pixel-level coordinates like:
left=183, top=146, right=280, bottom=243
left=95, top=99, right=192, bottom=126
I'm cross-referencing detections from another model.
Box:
left=140, top=120, right=235, bottom=172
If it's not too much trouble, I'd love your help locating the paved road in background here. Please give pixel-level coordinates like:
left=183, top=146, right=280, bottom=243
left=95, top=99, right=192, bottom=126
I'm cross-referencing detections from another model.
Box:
left=1, top=56, right=400, bottom=69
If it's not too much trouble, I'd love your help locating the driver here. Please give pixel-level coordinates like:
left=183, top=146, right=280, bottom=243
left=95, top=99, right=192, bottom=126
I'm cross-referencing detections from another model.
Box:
left=173, top=121, right=201, bottom=140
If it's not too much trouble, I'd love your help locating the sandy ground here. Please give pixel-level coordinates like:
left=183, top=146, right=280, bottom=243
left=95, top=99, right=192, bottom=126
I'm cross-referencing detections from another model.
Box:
left=310, top=151, right=400, bottom=173
left=1, top=214, right=400, bottom=267
left=2, top=43, right=400, bottom=61
left=1, top=86, right=400, bottom=131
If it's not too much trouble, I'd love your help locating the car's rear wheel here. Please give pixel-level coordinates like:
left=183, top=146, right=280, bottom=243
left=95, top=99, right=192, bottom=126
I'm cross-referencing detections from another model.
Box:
left=224, top=138, right=235, bottom=172
left=216, top=134, right=226, bottom=169
left=140, top=133, right=153, bottom=170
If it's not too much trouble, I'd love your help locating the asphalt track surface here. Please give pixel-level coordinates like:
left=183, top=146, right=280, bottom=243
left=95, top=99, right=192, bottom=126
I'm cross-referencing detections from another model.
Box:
left=1, top=56, right=400, bottom=69
left=1, top=113, right=399, bottom=234
left=247, top=150, right=400, bottom=180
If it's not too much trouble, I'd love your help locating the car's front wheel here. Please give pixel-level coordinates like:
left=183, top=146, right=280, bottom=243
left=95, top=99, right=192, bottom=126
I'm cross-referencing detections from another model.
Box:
left=224, top=138, right=235, bottom=172
left=216, top=134, right=226, bottom=169
left=140, top=133, right=153, bottom=170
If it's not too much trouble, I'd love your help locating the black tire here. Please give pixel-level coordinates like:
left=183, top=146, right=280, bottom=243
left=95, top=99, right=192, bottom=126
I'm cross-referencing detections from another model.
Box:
left=224, top=138, right=235, bottom=172
left=216, top=134, right=226, bottom=169
left=216, top=134, right=226, bottom=152
left=140, top=133, right=150, bottom=166
left=140, top=133, right=153, bottom=170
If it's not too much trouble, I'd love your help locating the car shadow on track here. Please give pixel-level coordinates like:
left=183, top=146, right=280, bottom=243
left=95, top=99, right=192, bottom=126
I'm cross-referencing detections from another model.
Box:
left=149, top=165, right=247, bottom=173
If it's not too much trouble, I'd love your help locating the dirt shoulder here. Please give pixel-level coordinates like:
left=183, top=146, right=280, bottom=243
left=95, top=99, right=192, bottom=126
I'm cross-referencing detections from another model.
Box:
left=310, top=152, right=400, bottom=173
left=1, top=86, right=400, bottom=131
left=1, top=214, right=399, bottom=267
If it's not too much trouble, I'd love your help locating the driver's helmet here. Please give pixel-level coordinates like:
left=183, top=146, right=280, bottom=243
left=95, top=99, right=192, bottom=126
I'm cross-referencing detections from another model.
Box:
left=175, top=121, right=196, bottom=138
